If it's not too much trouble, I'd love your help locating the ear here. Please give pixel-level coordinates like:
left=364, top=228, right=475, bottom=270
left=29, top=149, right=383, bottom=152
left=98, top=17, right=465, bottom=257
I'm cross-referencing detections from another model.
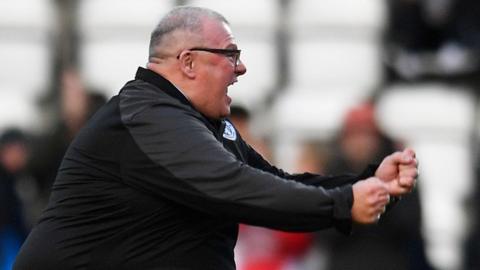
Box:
left=178, top=51, right=196, bottom=79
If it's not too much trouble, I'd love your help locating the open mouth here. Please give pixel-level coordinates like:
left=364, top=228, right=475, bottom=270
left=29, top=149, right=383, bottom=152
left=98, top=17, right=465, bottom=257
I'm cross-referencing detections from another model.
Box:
left=229, top=78, right=238, bottom=86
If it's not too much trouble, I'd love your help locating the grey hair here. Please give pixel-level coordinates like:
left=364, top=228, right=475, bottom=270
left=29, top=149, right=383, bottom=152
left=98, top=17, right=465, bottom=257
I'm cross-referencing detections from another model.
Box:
left=148, top=6, right=228, bottom=57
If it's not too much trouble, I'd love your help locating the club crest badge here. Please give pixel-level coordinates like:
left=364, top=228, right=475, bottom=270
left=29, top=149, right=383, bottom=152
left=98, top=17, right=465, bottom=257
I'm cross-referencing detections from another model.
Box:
left=223, top=120, right=237, bottom=141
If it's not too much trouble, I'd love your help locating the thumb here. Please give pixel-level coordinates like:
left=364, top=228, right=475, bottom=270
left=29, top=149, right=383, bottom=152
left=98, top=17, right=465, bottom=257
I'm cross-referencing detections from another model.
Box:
left=385, top=177, right=409, bottom=196
left=401, top=148, right=416, bottom=164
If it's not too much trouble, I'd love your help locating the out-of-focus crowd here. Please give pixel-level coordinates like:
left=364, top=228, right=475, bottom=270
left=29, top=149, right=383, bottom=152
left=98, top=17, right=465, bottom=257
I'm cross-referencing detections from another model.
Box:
left=1, top=0, right=480, bottom=270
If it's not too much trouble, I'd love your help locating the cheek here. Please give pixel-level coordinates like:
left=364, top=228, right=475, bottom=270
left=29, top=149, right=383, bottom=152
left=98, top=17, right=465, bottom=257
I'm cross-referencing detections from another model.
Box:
left=214, top=90, right=231, bottom=116
left=200, top=88, right=227, bottom=111
left=200, top=65, right=233, bottom=114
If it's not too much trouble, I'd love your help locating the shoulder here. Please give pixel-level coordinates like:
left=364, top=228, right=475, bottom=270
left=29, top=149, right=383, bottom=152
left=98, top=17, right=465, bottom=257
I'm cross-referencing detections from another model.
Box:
left=118, top=80, right=198, bottom=124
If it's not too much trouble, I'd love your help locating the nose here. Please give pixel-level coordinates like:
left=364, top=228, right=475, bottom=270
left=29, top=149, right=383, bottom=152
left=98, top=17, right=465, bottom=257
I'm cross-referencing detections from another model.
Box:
left=235, top=59, right=247, bottom=76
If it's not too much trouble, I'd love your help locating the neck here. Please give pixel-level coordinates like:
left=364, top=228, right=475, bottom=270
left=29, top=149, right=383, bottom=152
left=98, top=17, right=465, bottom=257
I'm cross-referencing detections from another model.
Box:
left=146, top=62, right=195, bottom=101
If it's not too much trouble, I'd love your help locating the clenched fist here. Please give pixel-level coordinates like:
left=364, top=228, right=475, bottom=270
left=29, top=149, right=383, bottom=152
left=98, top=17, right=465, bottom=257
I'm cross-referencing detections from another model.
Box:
left=351, top=177, right=390, bottom=224
left=375, top=148, right=418, bottom=196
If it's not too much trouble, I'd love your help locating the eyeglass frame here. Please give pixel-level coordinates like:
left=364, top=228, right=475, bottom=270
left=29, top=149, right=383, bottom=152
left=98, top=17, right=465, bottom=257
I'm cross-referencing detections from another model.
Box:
left=176, top=47, right=242, bottom=69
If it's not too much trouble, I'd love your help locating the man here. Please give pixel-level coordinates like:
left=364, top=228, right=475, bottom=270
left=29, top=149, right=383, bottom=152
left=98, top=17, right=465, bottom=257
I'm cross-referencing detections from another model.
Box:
left=0, top=129, right=29, bottom=270
left=14, top=6, right=417, bottom=270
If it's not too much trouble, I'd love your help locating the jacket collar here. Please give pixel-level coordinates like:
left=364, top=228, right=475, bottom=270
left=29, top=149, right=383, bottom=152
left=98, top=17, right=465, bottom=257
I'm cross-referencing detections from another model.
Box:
left=135, top=67, right=191, bottom=108
left=135, top=67, right=226, bottom=138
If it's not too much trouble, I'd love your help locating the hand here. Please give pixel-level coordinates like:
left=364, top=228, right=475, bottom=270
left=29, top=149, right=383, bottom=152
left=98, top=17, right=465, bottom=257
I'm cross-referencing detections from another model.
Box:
left=351, top=177, right=390, bottom=224
left=375, top=148, right=418, bottom=196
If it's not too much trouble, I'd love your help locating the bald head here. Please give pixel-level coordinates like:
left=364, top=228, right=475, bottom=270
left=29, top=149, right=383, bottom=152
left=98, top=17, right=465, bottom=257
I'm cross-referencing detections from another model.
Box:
left=149, top=6, right=228, bottom=59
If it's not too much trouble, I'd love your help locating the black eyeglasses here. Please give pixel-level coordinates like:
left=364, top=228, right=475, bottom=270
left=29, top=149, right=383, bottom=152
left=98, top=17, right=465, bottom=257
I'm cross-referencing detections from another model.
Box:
left=177, top=47, right=242, bottom=69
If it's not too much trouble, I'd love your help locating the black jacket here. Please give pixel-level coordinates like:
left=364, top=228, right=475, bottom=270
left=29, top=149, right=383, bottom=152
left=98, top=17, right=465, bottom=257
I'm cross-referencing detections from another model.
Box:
left=14, top=67, right=375, bottom=270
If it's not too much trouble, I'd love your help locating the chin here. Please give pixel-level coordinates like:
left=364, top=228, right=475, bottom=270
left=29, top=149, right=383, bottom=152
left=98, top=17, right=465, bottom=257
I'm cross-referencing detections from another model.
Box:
left=218, top=107, right=230, bottom=119
left=219, top=111, right=230, bottom=119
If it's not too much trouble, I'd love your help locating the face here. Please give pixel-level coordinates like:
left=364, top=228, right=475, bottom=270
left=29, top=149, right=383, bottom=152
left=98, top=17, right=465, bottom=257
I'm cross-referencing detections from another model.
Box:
left=1, top=143, right=28, bottom=173
left=189, top=19, right=247, bottom=119
left=341, top=130, right=380, bottom=167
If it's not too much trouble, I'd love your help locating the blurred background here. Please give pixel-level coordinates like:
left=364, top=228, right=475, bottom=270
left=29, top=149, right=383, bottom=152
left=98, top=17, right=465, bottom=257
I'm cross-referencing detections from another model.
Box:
left=1, top=0, right=479, bottom=269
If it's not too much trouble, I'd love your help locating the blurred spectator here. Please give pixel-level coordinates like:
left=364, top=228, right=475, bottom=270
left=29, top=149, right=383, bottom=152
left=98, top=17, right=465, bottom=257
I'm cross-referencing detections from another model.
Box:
left=326, top=102, right=399, bottom=173
left=236, top=226, right=314, bottom=270
left=0, top=129, right=29, bottom=270
left=384, top=0, right=480, bottom=88
left=385, top=1, right=480, bottom=268
left=230, top=105, right=313, bottom=270
left=313, top=102, right=433, bottom=270
left=229, top=105, right=272, bottom=161
left=295, top=141, right=329, bottom=175
left=28, top=68, right=107, bottom=206
left=465, top=162, right=480, bottom=270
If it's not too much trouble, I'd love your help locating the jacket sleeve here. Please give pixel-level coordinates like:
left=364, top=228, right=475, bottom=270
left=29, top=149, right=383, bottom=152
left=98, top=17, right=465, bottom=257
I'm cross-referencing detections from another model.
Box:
left=242, top=141, right=378, bottom=189
left=120, top=96, right=354, bottom=233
